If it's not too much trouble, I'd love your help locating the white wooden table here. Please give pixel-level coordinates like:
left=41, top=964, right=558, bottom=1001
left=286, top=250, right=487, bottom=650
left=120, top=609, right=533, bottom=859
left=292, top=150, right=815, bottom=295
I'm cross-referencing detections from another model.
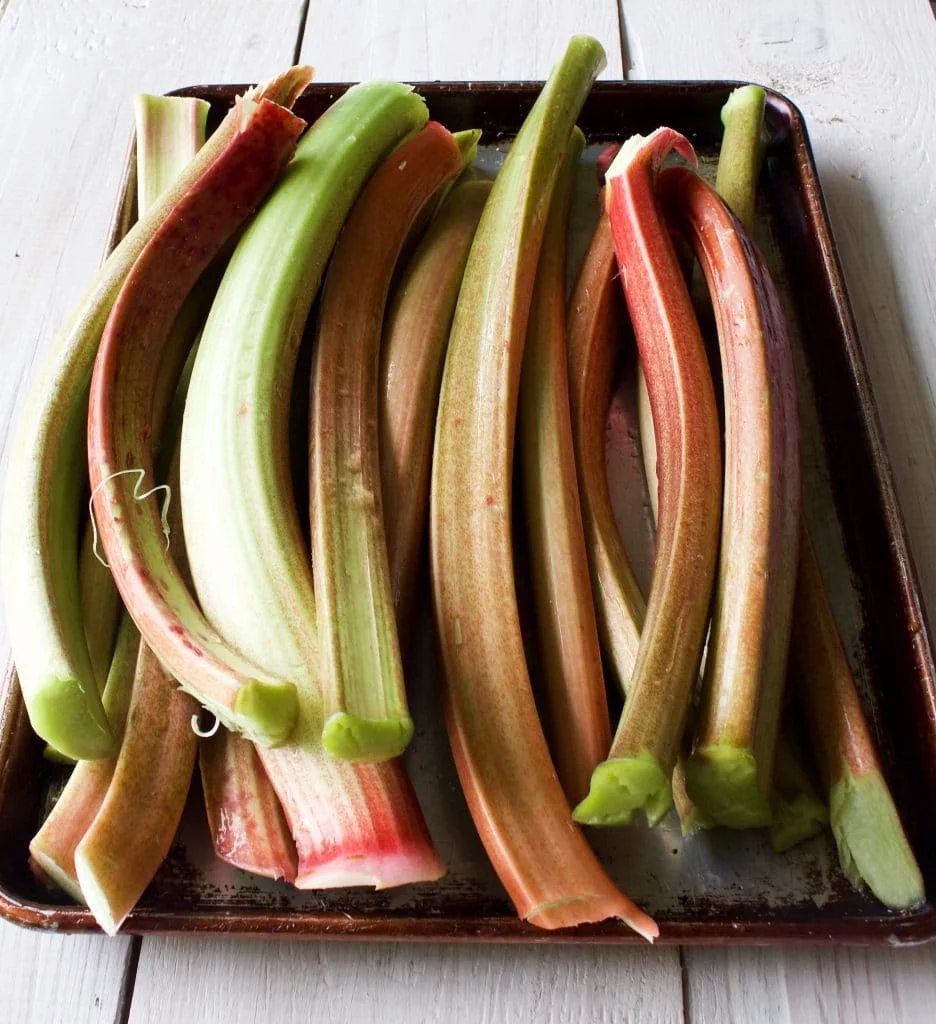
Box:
left=2, top=1, right=936, bottom=1020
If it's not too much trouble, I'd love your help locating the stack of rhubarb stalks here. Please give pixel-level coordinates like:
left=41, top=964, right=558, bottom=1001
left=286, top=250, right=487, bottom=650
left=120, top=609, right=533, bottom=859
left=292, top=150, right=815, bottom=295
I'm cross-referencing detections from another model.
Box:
left=1, top=35, right=924, bottom=939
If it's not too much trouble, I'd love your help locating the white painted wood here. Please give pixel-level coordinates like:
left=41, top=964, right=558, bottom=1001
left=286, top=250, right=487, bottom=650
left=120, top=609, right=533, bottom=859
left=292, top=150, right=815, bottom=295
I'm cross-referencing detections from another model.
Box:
left=0, top=0, right=307, bottom=1018
left=128, top=938, right=684, bottom=1024
left=621, top=0, right=936, bottom=1017
left=0, top=922, right=133, bottom=1024
left=299, top=0, right=624, bottom=79
left=685, top=946, right=936, bottom=1024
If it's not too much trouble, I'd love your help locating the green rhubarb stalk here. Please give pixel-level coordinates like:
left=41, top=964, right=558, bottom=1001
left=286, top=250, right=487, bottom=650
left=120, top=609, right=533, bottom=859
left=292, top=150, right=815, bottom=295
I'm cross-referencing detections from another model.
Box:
left=181, top=82, right=445, bottom=887
left=0, top=66, right=311, bottom=761
left=715, top=86, right=767, bottom=236
left=87, top=98, right=306, bottom=748
left=430, top=36, right=656, bottom=938
left=769, top=731, right=828, bottom=853
left=573, top=131, right=722, bottom=829
left=311, top=122, right=463, bottom=763
left=32, top=96, right=212, bottom=898
left=29, top=615, right=139, bottom=900
left=518, top=127, right=610, bottom=807
left=792, top=531, right=924, bottom=908
left=380, top=178, right=492, bottom=645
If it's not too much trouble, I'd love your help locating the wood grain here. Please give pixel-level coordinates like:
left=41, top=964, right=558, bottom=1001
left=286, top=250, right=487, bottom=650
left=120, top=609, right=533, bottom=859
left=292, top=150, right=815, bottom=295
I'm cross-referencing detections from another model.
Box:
left=0, top=922, right=134, bottom=1024
left=685, top=946, right=936, bottom=1023
left=0, top=0, right=307, bottom=1019
left=128, top=938, right=684, bottom=1024
left=298, top=0, right=625, bottom=79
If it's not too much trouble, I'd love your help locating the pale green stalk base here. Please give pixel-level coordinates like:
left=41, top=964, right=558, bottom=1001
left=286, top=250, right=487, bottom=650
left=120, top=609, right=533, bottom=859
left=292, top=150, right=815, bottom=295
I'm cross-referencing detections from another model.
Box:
left=322, top=713, right=415, bottom=763
left=770, top=789, right=828, bottom=853
left=768, top=735, right=828, bottom=853
left=683, top=745, right=772, bottom=829
left=715, top=85, right=767, bottom=233
left=231, top=680, right=299, bottom=747
left=830, top=765, right=924, bottom=909
left=573, top=752, right=672, bottom=827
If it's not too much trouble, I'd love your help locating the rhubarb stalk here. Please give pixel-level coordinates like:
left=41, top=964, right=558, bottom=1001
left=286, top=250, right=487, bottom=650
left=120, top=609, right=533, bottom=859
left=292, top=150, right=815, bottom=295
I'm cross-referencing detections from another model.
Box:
left=311, top=122, right=463, bottom=762
left=29, top=615, right=139, bottom=899
left=431, top=36, right=656, bottom=938
left=573, top=131, right=722, bottom=828
left=181, top=82, right=444, bottom=887
left=518, top=127, right=610, bottom=806
left=380, top=178, right=491, bottom=644
left=792, top=532, right=924, bottom=908
left=567, top=212, right=645, bottom=699
left=768, top=731, right=828, bottom=853
left=0, top=66, right=311, bottom=761
left=665, top=163, right=801, bottom=829
left=87, top=98, right=306, bottom=748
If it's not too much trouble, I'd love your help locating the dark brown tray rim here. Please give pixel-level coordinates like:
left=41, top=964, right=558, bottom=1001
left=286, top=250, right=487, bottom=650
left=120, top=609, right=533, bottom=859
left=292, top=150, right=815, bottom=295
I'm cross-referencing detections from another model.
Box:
left=1, top=78, right=934, bottom=946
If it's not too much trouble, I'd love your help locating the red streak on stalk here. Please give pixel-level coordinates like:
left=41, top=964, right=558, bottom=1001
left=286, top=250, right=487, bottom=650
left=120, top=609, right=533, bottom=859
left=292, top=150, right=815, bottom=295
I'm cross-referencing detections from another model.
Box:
left=87, top=101, right=304, bottom=728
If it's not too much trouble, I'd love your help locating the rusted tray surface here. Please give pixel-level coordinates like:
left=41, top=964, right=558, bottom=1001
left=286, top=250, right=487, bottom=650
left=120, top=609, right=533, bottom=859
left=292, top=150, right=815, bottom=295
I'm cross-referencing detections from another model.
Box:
left=1, top=81, right=934, bottom=945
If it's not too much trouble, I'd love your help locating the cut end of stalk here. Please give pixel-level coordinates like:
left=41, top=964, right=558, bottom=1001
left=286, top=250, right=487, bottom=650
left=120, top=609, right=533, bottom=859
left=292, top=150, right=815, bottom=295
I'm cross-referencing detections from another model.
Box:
left=453, top=128, right=483, bottom=166
left=73, top=853, right=123, bottom=936
left=572, top=752, right=672, bottom=827
left=28, top=844, right=84, bottom=904
left=296, top=847, right=445, bottom=890
left=604, top=127, right=698, bottom=190
left=231, top=679, right=299, bottom=748
left=720, top=84, right=767, bottom=127
left=685, top=745, right=772, bottom=829
left=30, top=678, right=115, bottom=762
left=769, top=789, right=828, bottom=854
left=830, top=764, right=925, bottom=909
left=321, top=712, right=415, bottom=763
left=525, top=894, right=660, bottom=941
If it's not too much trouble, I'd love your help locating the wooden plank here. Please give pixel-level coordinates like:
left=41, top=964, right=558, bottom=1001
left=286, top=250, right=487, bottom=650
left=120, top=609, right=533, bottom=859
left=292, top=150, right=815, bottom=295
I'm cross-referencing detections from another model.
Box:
left=0, top=1, right=307, bottom=1020
left=0, top=923, right=135, bottom=1024
left=620, top=0, right=936, bottom=1018
left=128, top=938, right=684, bottom=1024
left=128, top=4, right=682, bottom=1022
left=685, top=946, right=936, bottom=1023
left=298, top=0, right=625, bottom=79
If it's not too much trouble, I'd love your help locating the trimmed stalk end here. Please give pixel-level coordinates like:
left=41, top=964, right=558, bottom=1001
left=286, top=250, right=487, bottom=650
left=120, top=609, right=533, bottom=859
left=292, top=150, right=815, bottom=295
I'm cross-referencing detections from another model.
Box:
left=604, top=128, right=698, bottom=191
left=830, top=764, right=925, bottom=909
left=28, top=845, right=84, bottom=904
left=572, top=752, right=672, bottom=827
left=73, top=854, right=123, bottom=936
left=685, top=745, right=772, bottom=829
left=322, top=712, right=415, bottom=763
left=231, top=679, right=299, bottom=748
left=30, top=678, right=115, bottom=761
left=770, top=789, right=828, bottom=854
left=453, top=129, right=483, bottom=166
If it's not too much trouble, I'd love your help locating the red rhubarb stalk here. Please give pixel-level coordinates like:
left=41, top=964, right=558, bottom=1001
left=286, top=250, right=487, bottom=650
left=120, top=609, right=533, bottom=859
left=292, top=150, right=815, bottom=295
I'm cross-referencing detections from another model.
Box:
left=431, top=36, right=656, bottom=938
left=199, top=731, right=298, bottom=882
left=662, top=165, right=801, bottom=829
left=87, top=98, right=305, bottom=748
left=573, top=130, right=722, bottom=828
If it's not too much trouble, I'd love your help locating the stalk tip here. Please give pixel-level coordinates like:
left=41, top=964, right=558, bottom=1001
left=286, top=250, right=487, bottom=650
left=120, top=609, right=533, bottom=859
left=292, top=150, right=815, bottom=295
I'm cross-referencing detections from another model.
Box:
left=232, top=679, right=299, bottom=748
left=572, top=753, right=672, bottom=827
left=322, top=712, right=415, bottom=763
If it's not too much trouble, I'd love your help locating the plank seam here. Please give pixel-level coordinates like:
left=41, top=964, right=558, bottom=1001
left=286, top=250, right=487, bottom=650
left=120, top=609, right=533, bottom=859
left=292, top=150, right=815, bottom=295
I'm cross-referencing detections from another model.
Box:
left=116, top=937, right=142, bottom=1024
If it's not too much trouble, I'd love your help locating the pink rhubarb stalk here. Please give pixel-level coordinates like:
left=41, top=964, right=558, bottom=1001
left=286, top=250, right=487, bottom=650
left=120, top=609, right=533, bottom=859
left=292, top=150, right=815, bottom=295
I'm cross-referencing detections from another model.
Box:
left=87, top=98, right=305, bottom=748
left=573, top=130, right=722, bottom=828
left=199, top=731, right=298, bottom=882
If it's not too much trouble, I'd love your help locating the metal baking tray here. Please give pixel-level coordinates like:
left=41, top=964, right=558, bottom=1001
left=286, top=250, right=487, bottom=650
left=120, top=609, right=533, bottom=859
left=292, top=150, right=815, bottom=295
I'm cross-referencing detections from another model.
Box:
left=1, top=81, right=935, bottom=944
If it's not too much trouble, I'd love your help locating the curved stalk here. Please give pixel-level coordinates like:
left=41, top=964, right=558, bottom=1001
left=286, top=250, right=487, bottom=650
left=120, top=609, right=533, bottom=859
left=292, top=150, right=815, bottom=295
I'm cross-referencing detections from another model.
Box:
left=1, top=66, right=311, bottom=760
left=431, top=36, right=656, bottom=938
